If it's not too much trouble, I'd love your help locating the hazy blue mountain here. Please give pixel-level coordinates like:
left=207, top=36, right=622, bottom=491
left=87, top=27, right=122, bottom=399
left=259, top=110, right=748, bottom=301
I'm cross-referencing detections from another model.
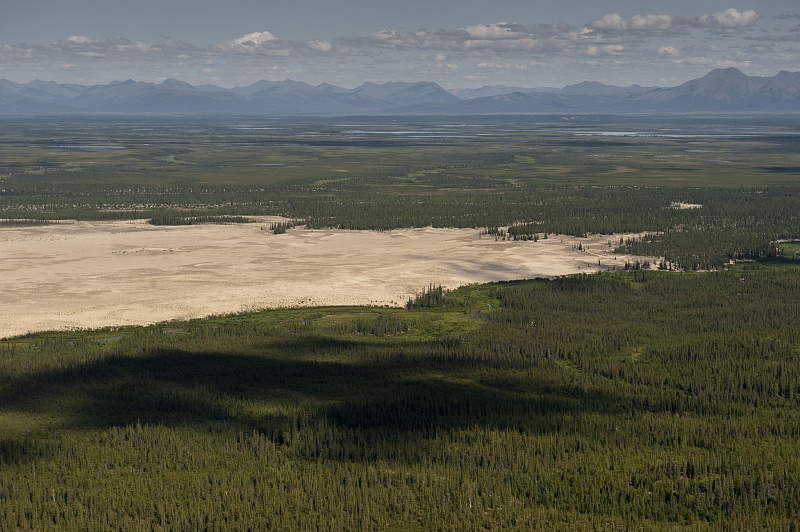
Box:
left=0, top=69, right=798, bottom=115
left=450, top=82, right=649, bottom=99
left=353, top=81, right=459, bottom=105
left=751, top=70, right=800, bottom=103
left=395, top=91, right=590, bottom=114
left=229, top=79, right=281, bottom=96
left=19, top=80, right=87, bottom=103
left=317, top=83, right=352, bottom=94
left=0, top=80, right=74, bottom=113
left=0, top=79, right=87, bottom=105
left=556, top=81, right=653, bottom=97
left=248, top=81, right=391, bottom=114
left=450, top=85, right=558, bottom=99
left=65, top=80, right=260, bottom=113
left=160, top=78, right=207, bottom=92
left=193, top=83, right=230, bottom=93
left=631, top=68, right=800, bottom=110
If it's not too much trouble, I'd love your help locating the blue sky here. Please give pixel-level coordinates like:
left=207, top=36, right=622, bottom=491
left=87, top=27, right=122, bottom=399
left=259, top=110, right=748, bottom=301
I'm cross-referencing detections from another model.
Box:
left=2, top=1, right=799, bottom=88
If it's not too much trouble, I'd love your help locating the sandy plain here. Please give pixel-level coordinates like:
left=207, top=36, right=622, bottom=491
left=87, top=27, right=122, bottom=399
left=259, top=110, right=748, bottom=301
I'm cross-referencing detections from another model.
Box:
left=0, top=218, right=656, bottom=338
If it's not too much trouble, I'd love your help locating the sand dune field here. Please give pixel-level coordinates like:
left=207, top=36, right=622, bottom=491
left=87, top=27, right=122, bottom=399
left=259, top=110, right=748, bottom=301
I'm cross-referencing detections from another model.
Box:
left=0, top=218, right=655, bottom=338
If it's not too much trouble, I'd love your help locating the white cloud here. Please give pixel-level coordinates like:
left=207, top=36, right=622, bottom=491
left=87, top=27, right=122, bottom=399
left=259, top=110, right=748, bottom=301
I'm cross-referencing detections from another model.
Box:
left=589, top=14, right=627, bottom=31
left=226, top=31, right=276, bottom=47
left=587, top=9, right=761, bottom=36
left=475, top=61, right=530, bottom=70
left=658, top=45, right=681, bottom=57
left=213, top=31, right=337, bottom=57
left=0, top=12, right=781, bottom=88
left=344, top=24, right=574, bottom=55
left=307, top=40, right=332, bottom=52
left=66, top=36, right=92, bottom=45
left=2, top=12, right=764, bottom=72
left=463, top=23, right=526, bottom=40
left=630, top=14, right=674, bottom=31
left=584, top=44, right=624, bottom=56
left=697, top=9, right=761, bottom=29
left=588, top=14, right=673, bottom=32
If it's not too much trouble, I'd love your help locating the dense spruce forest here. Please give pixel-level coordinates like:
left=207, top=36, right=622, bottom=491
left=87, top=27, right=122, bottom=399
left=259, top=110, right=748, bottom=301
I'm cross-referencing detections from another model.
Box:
left=2, top=266, right=800, bottom=529
left=2, top=115, right=800, bottom=529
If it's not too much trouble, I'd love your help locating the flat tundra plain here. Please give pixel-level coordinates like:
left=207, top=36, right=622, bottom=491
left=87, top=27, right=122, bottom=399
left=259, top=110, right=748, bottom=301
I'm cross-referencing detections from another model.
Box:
left=0, top=218, right=655, bottom=338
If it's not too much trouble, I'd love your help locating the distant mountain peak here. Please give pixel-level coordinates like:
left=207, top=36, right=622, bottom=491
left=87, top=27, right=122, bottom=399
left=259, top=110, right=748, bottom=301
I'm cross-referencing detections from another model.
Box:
left=1, top=69, right=798, bottom=115
left=161, top=78, right=197, bottom=90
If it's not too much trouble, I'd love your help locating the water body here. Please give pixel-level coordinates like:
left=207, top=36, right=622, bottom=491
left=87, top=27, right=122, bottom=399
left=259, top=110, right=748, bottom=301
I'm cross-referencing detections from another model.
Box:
left=27, top=145, right=126, bottom=149
left=571, top=132, right=760, bottom=138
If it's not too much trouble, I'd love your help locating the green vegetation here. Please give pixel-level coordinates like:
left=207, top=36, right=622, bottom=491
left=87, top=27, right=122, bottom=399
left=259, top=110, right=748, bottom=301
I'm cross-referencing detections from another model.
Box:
left=0, top=218, right=52, bottom=226
left=147, top=210, right=253, bottom=226
left=3, top=116, right=800, bottom=270
left=775, top=241, right=800, bottom=263
left=406, top=284, right=448, bottom=309
left=2, top=115, right=800, bottom=529
left=2, top=272, right=800, bottom=529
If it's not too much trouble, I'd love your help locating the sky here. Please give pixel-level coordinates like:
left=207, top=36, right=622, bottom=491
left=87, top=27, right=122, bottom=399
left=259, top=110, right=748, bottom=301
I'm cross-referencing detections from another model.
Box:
left=1, top=1, right=799, bottom=89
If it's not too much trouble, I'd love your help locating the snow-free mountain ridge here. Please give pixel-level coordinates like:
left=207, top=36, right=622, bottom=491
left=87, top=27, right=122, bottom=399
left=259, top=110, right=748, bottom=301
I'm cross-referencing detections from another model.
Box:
left=0, top=68, right=798, bottom=115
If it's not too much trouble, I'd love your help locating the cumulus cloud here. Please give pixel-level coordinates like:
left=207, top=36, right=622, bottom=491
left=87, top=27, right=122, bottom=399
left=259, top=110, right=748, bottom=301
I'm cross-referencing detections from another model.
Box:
left=225, top=31, right=276, bottom=47
left=0, top=35, right=183, bottom=63
left=66, top=35, right=92, bottom=45
left=341, top=23, right=575, bottom=55
left=306, top=40, right=333, bottom=52
left=0, top=11, right=767, bottom=69
left=588, top=14, right=626, bottom=31
left=584, top=44, right=624, bottom=56
left=588, top=13, right=674, bottom=32
left=658, top=45, right=681, bottom=57
left=0, top=30, right=345, bottom=64
left=215, top=31, right=300, bottom=56
left=0, top=11, right=784, bottom=87
left=463, top=23, right=526, bottom=40
left=586, top=8, right=761, bottom=35
left=696, top=9, right=761, bottom=29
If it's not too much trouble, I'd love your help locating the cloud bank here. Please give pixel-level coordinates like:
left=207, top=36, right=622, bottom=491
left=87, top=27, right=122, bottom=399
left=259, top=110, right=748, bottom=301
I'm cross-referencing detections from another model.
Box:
left=0, top=7, right=792, bottom=87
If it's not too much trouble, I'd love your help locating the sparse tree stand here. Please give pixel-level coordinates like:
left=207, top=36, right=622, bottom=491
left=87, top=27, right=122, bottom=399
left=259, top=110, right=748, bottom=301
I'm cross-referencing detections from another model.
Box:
left=406, top=283, right=447, bottom=308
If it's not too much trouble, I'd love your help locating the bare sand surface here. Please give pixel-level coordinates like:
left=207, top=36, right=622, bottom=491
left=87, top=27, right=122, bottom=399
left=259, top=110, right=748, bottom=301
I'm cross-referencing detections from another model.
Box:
left=0, top=219, right=656, bottom=338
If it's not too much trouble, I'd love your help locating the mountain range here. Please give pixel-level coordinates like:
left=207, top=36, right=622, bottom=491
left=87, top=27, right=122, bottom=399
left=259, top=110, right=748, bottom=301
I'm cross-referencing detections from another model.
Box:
left=1, top=68, right=799, bottom=115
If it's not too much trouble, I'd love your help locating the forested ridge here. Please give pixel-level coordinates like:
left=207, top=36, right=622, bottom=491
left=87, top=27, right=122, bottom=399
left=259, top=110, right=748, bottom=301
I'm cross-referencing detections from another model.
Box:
left=2, top=267, right=800, bottom=530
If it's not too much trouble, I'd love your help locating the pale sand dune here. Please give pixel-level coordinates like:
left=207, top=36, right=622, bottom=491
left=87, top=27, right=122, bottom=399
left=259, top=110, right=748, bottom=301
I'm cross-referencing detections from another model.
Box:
left=0, top=219, right=655, bottom=338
